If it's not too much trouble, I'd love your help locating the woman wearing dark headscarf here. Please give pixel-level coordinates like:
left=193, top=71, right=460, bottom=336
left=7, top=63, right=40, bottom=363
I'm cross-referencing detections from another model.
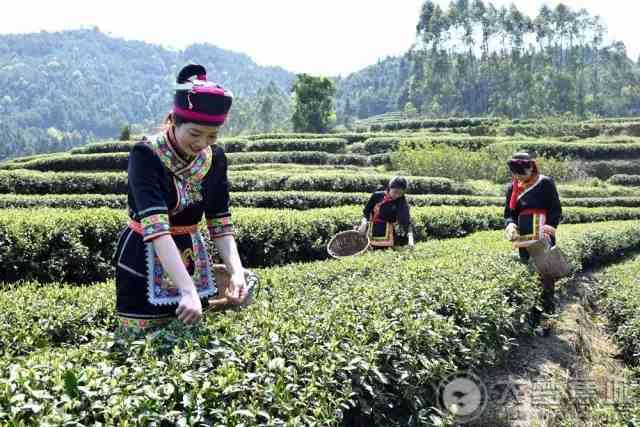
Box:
left=357, top=176, right=415, bottom=249
left=504, top=152, right=563, bottom=329
left=112, top=64, right=249, bottom=331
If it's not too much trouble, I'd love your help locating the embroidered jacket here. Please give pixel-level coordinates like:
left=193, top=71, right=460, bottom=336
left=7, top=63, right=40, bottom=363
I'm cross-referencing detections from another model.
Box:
left=504, top=174, right=562, bottom=256
left=113, top=132, right=234, bottom=308
left=363, top=191, right=412, bottom=247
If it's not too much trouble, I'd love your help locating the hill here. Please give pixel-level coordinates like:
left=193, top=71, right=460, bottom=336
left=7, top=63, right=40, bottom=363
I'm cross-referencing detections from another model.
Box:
left=0, top=28, right=295, bottom=159
left=336, top=1, right=640, bottom=124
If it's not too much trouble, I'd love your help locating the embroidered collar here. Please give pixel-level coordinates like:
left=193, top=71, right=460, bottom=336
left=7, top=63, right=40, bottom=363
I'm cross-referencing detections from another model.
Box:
left=517, top=174, right=545, bottom=201
left=372, top=192, right=398, bottom=223
left=147, top=129, right=213, bottom=182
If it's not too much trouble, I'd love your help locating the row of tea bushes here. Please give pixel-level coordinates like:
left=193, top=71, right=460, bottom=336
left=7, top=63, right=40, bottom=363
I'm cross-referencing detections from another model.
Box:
left=70, top=138, right=349, bottom=154
left=0, top=170, right=473, bottom=195
left=227, top=151, right=371, bottom=166
left=607, top=174, right=640, bottom=187
left=0, top=170, right=128, bottom=194
left=489, top=141, right=640, bottom=160
left=5, top=192, right=640, bottom=210
left=595, top=255, right=640, bottom=364
left=474, top=180, right=640, bottom=199
left=3, top=206, right=640, bottom=284
left=244, top=131, right=428, bottom=143
left=364, top=135, right=499, bottom=154
left=1, top=152, right=130, bottom=172
left=498, top=120, right=640, bottom=139
left=366, top=116, right=499, bottom=132
left=228, top=138, right=347, bottom=153
left=70, top=141, right=135, bottom=154
left=227, top=163, right=374, bottom=172
left=0, top=151, right=380, bottom=172
left=582, top=160, right=640, bottom=180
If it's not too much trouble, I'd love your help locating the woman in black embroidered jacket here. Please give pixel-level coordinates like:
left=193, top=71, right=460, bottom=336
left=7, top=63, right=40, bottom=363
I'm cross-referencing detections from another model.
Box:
left=112, top=64, right=248, bottom=330
left=504, top=152, right=563, bottom=325
left=357, top=176, right=415, bottom=249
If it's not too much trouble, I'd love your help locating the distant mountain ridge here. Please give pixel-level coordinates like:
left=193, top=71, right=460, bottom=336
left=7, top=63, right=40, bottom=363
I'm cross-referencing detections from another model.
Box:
left=0, top=28, right=295, bottom=158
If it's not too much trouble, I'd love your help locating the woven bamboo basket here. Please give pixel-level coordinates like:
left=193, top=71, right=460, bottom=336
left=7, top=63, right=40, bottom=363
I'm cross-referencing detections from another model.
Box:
left=526, top=239, right=572, bottom=280
left=208, top=265, right=260, bottom=310
left=327, top=230, right=370, bottom=259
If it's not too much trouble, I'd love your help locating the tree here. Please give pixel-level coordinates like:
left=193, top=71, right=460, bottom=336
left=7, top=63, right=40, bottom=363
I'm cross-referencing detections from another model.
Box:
left=342, top=98, right=356, bottom=127
left=403, top=101, right=418, bottom=118
left=291, top=74, right=336, bottom=133
left=259, top=97, right=274, bottom=133
left=119, top=125, right=131, bottom=141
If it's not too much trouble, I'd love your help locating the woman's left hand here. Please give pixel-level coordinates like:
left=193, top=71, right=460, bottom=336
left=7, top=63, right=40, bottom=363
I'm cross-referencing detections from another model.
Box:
left=226, top=271, right=247, bottom=305
left=543, top=225, right=556, bottom=237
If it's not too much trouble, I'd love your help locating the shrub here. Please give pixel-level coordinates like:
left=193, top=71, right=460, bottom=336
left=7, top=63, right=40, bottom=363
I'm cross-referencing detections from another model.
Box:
left=4, top=192, right=640, bottom=210
left=3, top=151, right=372, bottom=171
left=582, top=161, right=640, bottom=180
left=488, top=141, right=640, bottom=160
left=608, top=174, right=640, bottom=187
left=391, top=145, right=498, bottom=182
left=2, top=206, right=640, bottom=284
left=0, top=170, right=128, bottom=194
left=243, top=138, right=347, bottom=153
left=70, top=141, right=135, bottom=154
left=364, top=136, right=498, bottom=155
left=595, top=254, right=640, bottom=364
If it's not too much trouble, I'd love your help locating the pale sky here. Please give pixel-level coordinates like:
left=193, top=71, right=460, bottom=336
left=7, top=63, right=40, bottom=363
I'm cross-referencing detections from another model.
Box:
left=0, top=0, right=638, bottom=76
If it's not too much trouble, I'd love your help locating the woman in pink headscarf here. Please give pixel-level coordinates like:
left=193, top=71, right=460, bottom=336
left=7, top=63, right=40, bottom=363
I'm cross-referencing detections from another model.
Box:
left=112, top=64, right=250, bottom=331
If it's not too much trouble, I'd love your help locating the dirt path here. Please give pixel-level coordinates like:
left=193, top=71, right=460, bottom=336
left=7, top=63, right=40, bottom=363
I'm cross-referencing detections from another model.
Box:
left=462, top=273, right=633, bottom=427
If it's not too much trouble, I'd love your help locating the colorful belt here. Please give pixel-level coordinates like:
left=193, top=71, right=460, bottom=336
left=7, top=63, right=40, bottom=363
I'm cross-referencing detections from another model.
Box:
left=519, top=208, right=548, bottom=217
left=128, top=219, right=198, bottom=236
left=513, top=208, right=548, bottom=249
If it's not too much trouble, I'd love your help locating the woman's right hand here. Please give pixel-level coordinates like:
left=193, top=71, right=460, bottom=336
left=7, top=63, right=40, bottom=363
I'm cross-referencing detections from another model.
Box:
left=176, top=287, right=203, bottom=325
left=356, top=218, right=368, bottom=235
left=505, top=223, right=519, bottom=241
left=226, top=271, right=248, bottom=305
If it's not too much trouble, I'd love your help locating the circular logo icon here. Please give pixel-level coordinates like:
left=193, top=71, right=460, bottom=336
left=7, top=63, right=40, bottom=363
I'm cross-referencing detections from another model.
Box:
left=435, top=372, right=488, bottom=423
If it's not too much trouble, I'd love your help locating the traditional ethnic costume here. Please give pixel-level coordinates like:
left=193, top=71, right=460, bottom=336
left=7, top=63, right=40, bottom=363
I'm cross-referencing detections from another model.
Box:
left=504, top=153, right=563, bottom=320
left=113, top=64, right=235, bottom=330
left=363, top=186, right=413, bottom=249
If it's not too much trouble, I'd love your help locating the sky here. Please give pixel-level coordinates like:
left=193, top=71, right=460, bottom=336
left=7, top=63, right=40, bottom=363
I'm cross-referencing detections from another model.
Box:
left=0, top=0, right=638, bottom=76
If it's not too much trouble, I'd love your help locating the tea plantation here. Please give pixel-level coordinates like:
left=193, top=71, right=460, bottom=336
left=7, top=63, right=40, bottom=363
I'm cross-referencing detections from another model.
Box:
left=4, top=117, right=640, bottom=425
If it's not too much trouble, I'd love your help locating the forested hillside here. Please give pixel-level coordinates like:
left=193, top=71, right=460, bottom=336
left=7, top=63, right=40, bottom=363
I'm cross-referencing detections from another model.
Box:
left=336, top=1, right=640, bottom=122
left=0, top=28, right=295, bottom=159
